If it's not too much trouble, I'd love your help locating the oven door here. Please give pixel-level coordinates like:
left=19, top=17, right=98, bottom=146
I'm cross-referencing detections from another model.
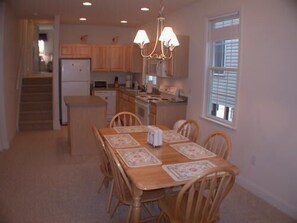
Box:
left=135, top=99, right=150, bottom=125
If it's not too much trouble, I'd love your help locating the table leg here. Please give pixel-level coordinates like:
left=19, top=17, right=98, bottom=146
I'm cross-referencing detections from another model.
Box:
left=131, top=184, right=143, bottom=223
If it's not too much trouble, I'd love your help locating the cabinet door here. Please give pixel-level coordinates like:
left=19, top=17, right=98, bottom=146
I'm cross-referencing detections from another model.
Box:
left=109, top=45, right=125, bottom=72
left=76, top=45, right=91, bottom=58
left=60, top=44, right=91, bottom=58
left=167, top=35, right=189, bottom=77
left=124, top=45, right=131, bottom=72
left=130, top=44, right=143, bottom=73
left=91, top=45, right=109, bottom=71
left=60, top=45, right=75, bottom=58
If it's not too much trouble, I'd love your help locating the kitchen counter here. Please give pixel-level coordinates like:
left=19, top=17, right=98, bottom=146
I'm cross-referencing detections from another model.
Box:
left=64, top=96, right=106, bottom=107
left=65, top=96, right=107, bottom=155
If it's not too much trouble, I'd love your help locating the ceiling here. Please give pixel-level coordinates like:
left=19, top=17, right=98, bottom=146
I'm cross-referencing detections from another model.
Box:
left=4, top=0, right=198, bottom=28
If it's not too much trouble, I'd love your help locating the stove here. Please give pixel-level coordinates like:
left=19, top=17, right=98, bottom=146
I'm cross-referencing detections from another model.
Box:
left=135, top=95, right=169, bottom=103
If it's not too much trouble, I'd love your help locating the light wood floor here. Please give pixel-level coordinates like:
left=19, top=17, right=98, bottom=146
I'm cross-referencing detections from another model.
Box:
left=0, top=128, right=295, bottom=223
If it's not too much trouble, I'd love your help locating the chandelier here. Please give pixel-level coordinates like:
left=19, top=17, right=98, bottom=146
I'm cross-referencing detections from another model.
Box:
left=133, top=0, right=179, bottom=60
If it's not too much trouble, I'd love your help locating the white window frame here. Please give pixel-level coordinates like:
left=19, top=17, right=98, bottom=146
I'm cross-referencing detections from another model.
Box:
left=203, top=12, right=241, bottom=128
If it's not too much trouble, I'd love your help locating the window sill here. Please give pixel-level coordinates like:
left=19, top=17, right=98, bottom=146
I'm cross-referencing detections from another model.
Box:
left=200, top=115, right=237, bottom=130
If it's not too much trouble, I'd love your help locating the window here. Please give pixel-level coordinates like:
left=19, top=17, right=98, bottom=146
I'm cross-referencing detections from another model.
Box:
left=204, top=13, right=240, bottom=126
left=145, top=75, right=157, bottom=85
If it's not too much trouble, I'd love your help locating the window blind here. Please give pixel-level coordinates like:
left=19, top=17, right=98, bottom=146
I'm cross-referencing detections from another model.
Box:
left=207, top=14, right=240, bottom=122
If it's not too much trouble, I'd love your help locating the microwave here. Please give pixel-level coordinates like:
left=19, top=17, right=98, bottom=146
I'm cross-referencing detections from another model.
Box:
left=147, top=59, right=168, bottom=77
left=93, top=80, right=108, bottom=88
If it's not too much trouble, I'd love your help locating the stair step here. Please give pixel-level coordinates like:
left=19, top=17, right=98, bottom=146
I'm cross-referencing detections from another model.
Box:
left=22, top=77, right=52, bottom=85
left=21, top=93, right=52, bottom=102
left=20, top=101, right=52, bottom=112
left=22, top=85, right=52, bottom=93
left=19, top=111, right=53, bottom=121
left=19, top=120, right=53, bottom=131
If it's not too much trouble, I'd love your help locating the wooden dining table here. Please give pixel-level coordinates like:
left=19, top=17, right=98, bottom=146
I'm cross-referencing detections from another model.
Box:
left=99, top=125, right=240, bottom=223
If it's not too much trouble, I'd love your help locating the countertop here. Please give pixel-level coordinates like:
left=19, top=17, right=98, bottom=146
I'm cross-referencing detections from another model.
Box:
left=92, top=87, right=187, bottom=104
left=64, top=96, right=106, bottom=107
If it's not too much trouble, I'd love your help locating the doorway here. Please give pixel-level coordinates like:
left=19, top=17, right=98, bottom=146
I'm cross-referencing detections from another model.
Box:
left=33, top=22, right=54, bottom=75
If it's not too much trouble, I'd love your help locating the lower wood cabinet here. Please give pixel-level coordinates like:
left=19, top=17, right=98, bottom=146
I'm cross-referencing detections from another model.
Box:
left=149, top=103, right=187, bottom=129
left=117, top=90, right=135, bottom=113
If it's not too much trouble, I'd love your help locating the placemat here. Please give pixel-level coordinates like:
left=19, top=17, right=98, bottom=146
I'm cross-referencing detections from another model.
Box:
left=162, top=130, right=189, bottom=143
left=117, top=147, right=162, bottom=168
left=162, top=160, right=216, bottom=181
left=104, top=134, right=140, bottom=148
left=170, top=142, right=216, bottom=160
left=113, top=125, right=148, bottom=133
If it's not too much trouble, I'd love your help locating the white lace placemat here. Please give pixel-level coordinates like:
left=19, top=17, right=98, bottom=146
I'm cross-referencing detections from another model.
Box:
left=170, top=142, right=216, bottom=160
left=117, top=147, right=162, bottom=168
left=162, top=130, right=189, bottom=143
left=162, top=160, right=216, bottom=181
left=113, top=125, right=148, bottom=133
left=104, top=134, right=140, bottom=148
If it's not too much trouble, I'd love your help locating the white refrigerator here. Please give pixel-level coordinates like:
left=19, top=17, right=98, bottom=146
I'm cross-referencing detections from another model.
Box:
left=60, top=59, right=91, bottom=125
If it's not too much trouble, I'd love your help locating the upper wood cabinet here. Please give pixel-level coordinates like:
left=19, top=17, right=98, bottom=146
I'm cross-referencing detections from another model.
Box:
left=125, top=45, right=143, bottom=73
left=91, top=45, right=109, bottom=72
left=91, top=44, right=126, bottom=72
left=60, top=43, right=143, bottom=73
left=109, top=45, right=125, bottom=72
left=60, top=44, right=91, bottom=58
left=145, top=35, right=189, bottom=78
left=166, top=35, right=189, bottom=78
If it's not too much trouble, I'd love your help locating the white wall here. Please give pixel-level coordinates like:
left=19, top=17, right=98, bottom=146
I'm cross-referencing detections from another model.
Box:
left=60, top=24, right=136, bottom=44
left=0, top=2, right=19, bottom=150
left=151, top=0, right=297, bottom=219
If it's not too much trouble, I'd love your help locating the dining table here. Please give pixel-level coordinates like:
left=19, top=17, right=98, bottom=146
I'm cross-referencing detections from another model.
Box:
left=98, top=125, right=240, bottom=223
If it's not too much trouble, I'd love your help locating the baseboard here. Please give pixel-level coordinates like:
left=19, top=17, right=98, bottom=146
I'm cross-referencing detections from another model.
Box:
left=236, top=176, right=297, bottom=220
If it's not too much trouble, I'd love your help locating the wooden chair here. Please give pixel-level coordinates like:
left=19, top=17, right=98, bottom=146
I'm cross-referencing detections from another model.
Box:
left=105, top=144, right=165, bottom=223
left=109, top=112, right=142, bottom=128
left=157, top=167, right=235, bottom=223
left=202, top=131, right=232, bottom=160
left=177, top=119, right=200, bottom=142
left=92, top=126, right=114, bottom=212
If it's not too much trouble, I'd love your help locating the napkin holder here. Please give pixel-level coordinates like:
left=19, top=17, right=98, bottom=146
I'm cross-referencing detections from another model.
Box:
left=147, top=126, right=163, bottom=147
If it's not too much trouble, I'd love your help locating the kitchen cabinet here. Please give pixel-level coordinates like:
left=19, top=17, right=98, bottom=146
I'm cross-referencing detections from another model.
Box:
left=91, top=45, right=109, bottom=71
left=109, top=45, right=125, bottom=71
left=125, top=44, right=143, bottom=73
left=60, top=44, right=91, bottom=58
left=165, top=35, right=189, bottom=78
left=91, top=44, right=126, bottom=72
left=145, top=35, right=189, bottom=78
left=117, top=90, right=135, bottom=113
left=149, top=102, right=187, bottom=129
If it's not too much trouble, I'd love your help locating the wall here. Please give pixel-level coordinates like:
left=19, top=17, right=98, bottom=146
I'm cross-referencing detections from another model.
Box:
left=60, top=24, right=136, bottom=44
left=149, top=0, right=297, bottom=219
left=0, top=2, right=19, bottom=150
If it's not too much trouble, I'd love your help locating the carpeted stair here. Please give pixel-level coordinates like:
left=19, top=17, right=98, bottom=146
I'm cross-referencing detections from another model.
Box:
left=19, top=76, right=53, bottom=131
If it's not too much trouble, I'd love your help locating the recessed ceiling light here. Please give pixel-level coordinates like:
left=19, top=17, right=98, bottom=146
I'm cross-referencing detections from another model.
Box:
left=83, top=1, right=92, bottom=6
left=141, top=7, right=150, bottom=11
left=121, top=20, right=128, bottom=24
left=80, top=18, right=87, bottom=21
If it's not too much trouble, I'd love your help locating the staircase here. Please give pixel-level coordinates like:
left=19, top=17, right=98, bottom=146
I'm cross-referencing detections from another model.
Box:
left=19, top=76, right=53, bottom=131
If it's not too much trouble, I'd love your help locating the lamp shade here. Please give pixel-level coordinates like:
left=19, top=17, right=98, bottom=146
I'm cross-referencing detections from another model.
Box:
left=133, top=30, right=150, bottom=46
left=159, top=27, right=179, bottom=49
